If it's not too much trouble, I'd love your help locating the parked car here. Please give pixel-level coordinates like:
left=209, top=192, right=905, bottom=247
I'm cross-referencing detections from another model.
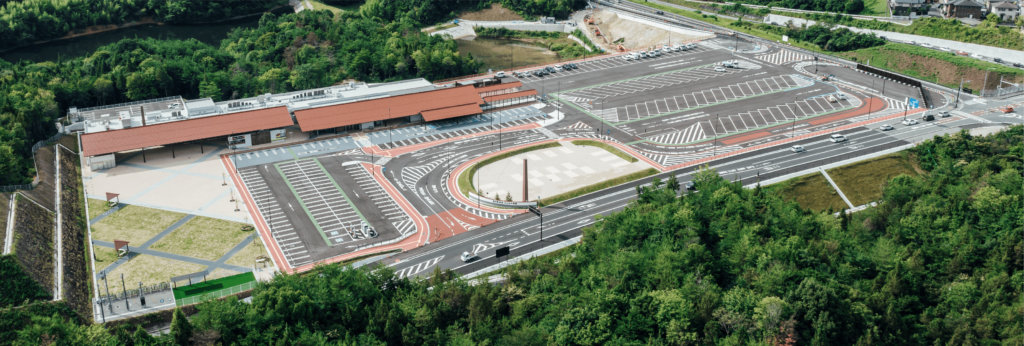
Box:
left=879, top=124, right=894, bottom=131
left=672, top=43, right=682, bottom=51
left=791, top=145, right=805, bottom=153
left=662, top=45, right=672, bottom=53
left=830, top=134, right=847, bottom=143
left=496, top=71, right=506, bottom=78
left=553, top=65, right=564, bottom=72
left=715, top=66, right=726, bottom=72
left=902, top=119, right=918, bottom=126
left=639, top=51, right=648, bottom=58
left=570, top=63, right=579, bottom=69
left=624, top=54, right=634, bottom=61
left=545, top=66, right=555, bottom=73
left=652, top=49, right=662, bottom=57
left=835, top=93, right=847, bottom=100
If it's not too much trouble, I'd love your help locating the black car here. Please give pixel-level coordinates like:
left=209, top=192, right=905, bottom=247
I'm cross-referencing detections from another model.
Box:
left=994, top=58, right=1003, bottom=63
left=921, top=113, right=935, bottom=121
left=571, top=63, right=579, bottom=69
left=565, top=64, right=575, bottom=70
left=540, top=69, right=549, bottom=75
left=1014, top=62, right=1023, bottom=68
left=685, top=182, right=696, bottom=191
left=656, top=10, right=664, bottom=15
left=532, top=70, right=542, bottom=77
left=545, top=66, right=555, bottom=73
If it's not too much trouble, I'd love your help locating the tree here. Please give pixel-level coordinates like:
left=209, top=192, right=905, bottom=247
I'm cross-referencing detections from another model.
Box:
left=845, top=0, right=864, bottom=14
left=198, top=79, right=221, bottom=101
left=171, top=307, right=193, bottom=345
left=666, top=173, right=680, bottom=193
left=505, top=192, right=512, bottom=202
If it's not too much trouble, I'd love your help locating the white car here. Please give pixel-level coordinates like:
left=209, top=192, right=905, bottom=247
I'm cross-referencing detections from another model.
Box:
left=830, top=134, right=847, bottom=143
left=554, top=65, right=564, bottom=72
left=496, top=71, right=506, bottom=78
left=662, top=45, right=672, bottom=53
left=902, top=119, right=918, bottom=126
left=639, top=51, right=648, bottom=58
left=879, top=124, right=893, bottom=131
left=714, top=66, right=726, bottom=72
left=652, top=49, right=661, bottom=56
left=791, top=145, right=805, bottom=153
left=461, top=252, right=479, bottom=262
left=672, top=43, right=682, bottom=51
left=835, top=93, right=847, bottom=100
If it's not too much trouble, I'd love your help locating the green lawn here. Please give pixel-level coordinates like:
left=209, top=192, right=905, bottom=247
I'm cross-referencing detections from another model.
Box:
left=104, top=254, right=205, bottom=295
left=149, top=216, right=253, bottom=262
left=87, top=198, right=112, bottom=220
left=173, top=272, right=255, bottom=300
left=90, top=205, right=186, bottom=246
left=859, top=0, right=890, bottom=17
left=826, top=152, right=919, bottom=206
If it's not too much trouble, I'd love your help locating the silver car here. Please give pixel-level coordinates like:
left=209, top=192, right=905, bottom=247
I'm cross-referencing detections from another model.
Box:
left=879, top=124, right=893, bottom=131
left=791, top=145, right=805, bottom=153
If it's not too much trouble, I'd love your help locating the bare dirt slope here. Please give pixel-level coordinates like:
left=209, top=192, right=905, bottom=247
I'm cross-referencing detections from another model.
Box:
left=593, top=11, right=708, bottom=50
left=460, top=3, right=524, bottom=21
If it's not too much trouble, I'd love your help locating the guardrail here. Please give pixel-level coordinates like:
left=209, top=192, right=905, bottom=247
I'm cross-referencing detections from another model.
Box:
left=468, top=191, right=537, bottom=208
left=175, top=281, right=256, bottom=307
left=98, top=281, right=172, bottom=302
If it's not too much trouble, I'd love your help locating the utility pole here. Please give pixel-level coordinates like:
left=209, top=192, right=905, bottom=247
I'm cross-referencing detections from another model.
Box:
left=955, top=77, right=970, bottom=108
left=121, top=274, right=129, bottom=311
left=713, top=113, right=720, bottom=157
left=982, top=68, right=992, bottom=98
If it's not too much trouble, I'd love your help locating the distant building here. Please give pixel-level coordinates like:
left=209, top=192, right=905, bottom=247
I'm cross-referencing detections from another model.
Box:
left=990, top=1, right=1020, bottom=20
left=944, top=0, right=986, bottom=19
left=890, top=0, right=926, bottom=15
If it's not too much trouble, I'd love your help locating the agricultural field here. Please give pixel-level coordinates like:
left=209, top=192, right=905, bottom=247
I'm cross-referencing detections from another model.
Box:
left=11, top=195, right=56, bottom=296
left=59, top=147, right=92, bottom=321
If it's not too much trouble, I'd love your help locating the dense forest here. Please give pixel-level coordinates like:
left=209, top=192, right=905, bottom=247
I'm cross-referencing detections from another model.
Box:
left=3, top=126, right=1019, bottom=345
left=0, top=0, right=284, bottom=49
left=0, top=6, right=484, bottom=185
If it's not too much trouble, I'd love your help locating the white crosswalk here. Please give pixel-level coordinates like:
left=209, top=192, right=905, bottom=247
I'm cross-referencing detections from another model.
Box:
left=562, top=121, right=593, bottom=130
left=754, top=49, right=810, bottom=65
left=394, top=255, right=444, bottom=279
left=641, top=145, right=743, bottom=167
left=645, top=123, right=706, bottom=145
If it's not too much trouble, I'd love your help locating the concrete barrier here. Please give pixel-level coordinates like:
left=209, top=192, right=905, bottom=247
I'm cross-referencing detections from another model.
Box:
left=468, top=191, right=537, bottom=209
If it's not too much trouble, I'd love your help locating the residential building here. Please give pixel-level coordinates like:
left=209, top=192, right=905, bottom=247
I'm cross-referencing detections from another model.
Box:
left=891, top=0, right=927, bottom=15
left=990, top=1, right=1020, bottom=20
left=944, top=0, right=986, bottom=19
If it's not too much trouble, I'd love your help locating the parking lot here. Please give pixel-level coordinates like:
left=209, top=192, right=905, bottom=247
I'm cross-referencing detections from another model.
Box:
left=277, top=159, right=369, bottom=246
left=236, top=166, right=313, bottom=268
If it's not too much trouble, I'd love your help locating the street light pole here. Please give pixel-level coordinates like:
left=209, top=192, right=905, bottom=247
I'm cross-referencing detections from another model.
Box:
left=713, top=113, right=720, bottom=156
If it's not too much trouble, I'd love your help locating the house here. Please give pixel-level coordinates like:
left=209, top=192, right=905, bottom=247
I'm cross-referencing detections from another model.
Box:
left=890, top=0, right=927, bottom=15
left=990, top=1, right=1020, bottom=20
left=945, top=0, right=986, bottom=18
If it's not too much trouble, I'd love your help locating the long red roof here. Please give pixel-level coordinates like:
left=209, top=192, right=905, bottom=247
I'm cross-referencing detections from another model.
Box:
left=294, top=85, right=484, bottom=132
left=81, top=106, right=293, bottom=157
left=474, top=81, right=523, bottom=94
left=421, top=103, right=483, bottom=122
left=483, top=90, right=539, bottom=103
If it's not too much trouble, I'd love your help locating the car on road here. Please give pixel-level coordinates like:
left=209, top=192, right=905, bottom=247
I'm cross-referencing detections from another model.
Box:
left=791, top=145, right=805, bottom=153
left=938, top=46, right=951, bottom=52
left=830, top=134, right=847, bottom=143
left=1014, top=63, right=1023, bottom=68
left=461, top=252, right=479, bottom=262
left=994, top=58, right=1003, bottom=63
left=902, top=119, right=918, bottom=126
left=656, top=10, right=665, bottom=15
left=715, top=66, right=726, bottom=72
left=496, top=71, right=506, bottom=78
left=921, top=113, right=934, bottom=121
left=938, top=111, right=951, bottom=117
left=685, top=182, right=696, bottom=191
left=879, top=124, right=894, bottom=131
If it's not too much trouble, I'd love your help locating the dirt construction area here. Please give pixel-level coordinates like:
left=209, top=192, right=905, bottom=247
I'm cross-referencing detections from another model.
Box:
left=591, top=11, right=713, bottom=50
left=460, top=3, right=524, bottom=21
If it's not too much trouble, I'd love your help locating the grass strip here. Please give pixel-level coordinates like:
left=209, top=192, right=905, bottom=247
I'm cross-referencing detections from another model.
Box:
left=274, top=162, right=332, bottom=246
left=770, top=172, right=848, bottom=212
left=571, top=140, right=638, bottom=163
left=538, top=168, right=659, bottom=207
left=458, top=142, right=563, bottom=197
left=825, top=152, right=919, bottom=206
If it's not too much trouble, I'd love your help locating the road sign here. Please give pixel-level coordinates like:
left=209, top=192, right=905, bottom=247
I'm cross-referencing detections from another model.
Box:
left=495, top=246, right=510, bottom=258
left=528, top=206, right=542, bottom=216
left=907, top=97, right=920, bottom=109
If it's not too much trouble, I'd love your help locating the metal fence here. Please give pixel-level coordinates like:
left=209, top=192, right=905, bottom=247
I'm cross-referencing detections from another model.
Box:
left=31, top=132, right=65, bottom=153
left=980, top=85, right=1024, bottom=98
left=175, top=281, right=256, bottom=307
left=98, top=281, right=172, bottom=302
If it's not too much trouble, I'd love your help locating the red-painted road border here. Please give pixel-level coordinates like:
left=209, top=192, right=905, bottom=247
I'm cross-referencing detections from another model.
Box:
left=220, top=155, right=293, bottom=273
